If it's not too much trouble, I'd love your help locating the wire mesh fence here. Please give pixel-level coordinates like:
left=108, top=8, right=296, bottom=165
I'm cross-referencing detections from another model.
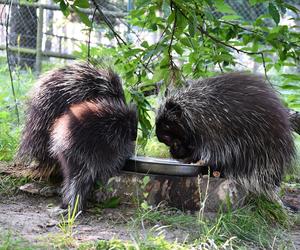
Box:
left=0, top=0, right=299, bottom=75
left=0, top=0, right=127, bottom=74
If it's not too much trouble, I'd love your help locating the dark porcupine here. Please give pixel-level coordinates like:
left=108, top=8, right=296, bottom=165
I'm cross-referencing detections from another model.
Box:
left=156, top=73, right=295, bottom=201
left=17, top=62, right=138, bottom=210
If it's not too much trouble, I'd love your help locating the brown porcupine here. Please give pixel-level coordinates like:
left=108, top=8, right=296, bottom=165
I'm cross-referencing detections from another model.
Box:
left=156, top=73, right=295, bottom=200
left=17, top=62, right=138, bottom=210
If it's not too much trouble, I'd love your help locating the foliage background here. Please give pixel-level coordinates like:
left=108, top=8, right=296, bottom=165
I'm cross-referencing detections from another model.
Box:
left=1, top=0, right=300, bottom=159
left=74, top=0, right=300, bottom=141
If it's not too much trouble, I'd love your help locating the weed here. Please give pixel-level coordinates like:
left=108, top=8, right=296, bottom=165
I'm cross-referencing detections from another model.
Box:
left=0, top=59, right=63, bottom=162
left=0, top=174, right=30, bottom=195
left=129, top=185, right=295, bottom=249
left=0, top=231, right=42, bottom=250
left=58, top=195, right=81, bottom=236
left=48, top=195, right=81, bottom=248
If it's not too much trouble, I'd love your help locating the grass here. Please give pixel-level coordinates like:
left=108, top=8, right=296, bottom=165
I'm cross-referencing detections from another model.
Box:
left=47, top=195, right=81, bottom=249
left=0, top=177, right=298, bottom=249
left=0, top=232, right=42, bottom=250
left=0, top=58, right=65, bottom=162
left=0, top=174, right=30, bottom=195
left=126, top=194, right=295, bottom=249
left=0, top=58, right=36, bottom=161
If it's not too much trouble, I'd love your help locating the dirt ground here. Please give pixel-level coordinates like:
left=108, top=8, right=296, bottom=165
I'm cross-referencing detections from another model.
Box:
left=0, top=193, right=128, bottom=242
left=0, top=191, right=194, bottom=247
left=0, top=162, right=300, bottom=248
left=0, top=188, right=299, bottom=248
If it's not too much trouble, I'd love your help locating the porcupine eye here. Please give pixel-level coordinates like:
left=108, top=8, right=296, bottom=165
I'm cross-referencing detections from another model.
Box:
left=164, top=124, right=170, bottom=130
left=170, top=139, right=189, bottom=159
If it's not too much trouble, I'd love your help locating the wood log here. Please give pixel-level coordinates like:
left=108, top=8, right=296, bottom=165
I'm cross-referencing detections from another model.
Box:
left=104, top=171, right=245, bottom=212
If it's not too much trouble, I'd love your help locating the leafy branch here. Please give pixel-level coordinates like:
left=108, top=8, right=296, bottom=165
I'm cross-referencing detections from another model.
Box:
left=90, top=0, right=153, bottom=74
left=174, top=3, right=271, bottom=84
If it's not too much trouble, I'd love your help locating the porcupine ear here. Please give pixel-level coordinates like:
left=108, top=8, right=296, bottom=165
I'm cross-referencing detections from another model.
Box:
left=165, top=100, right=183, bottom=118
left=107, top=69, right=125, bottom=99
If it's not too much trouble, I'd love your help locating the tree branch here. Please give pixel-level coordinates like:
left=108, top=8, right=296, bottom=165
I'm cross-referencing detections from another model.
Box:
left=90, top=0, right=153, bottom=73
left=87, top=7, right=97, bottom=62
left=90, top=0, right=126, bottom=46
left=168, top=0, right=179, bottom=84
left=220, top=20, right=300, bottom=49
left=174, top=4, right=272, bottom=84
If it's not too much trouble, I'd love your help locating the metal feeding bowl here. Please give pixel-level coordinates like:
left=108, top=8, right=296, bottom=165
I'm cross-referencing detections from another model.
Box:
left=123, top=156, right=205, bottom=177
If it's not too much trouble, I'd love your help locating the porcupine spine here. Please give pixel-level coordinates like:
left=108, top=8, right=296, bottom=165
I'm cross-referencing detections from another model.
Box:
left=160, top=73, right=295, bottom=199
left=17, top=62, right=137, bottom=209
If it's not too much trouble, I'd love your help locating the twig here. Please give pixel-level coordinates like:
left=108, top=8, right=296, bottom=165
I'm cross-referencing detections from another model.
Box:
left=260, top=52, right=271, bottom=85
left=87, top=7, right=97, bottom=62
left=145, top=25, right=169, bottom=69
left=90, top=0, right=126, bottom=46
left=220, top=20, right=300, bottom=49
left=175, top=4, right=272, bottom=84
left=118, top=18, right=143, bottom=43
left=5, top=0, right=19, bottom=125
left=168, top=1, right=176, bottom=58
left=213, top=46, right=224, bottom=73
left=90, top=0, right=153, bottom=74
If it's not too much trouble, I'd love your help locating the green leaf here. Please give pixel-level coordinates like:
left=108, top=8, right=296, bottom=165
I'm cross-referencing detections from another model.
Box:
left=176, top=11, right=188, bottom=33
left=249, top=0, right=268, bottom=6
left=141, top=41, right=149, bottom=48
left=221, top=15, right=241, bottom=21
left=100, top=196, right=120, bottom=208
left=73, top=7, right=92, bottom=27
left=265, top=64, right=273, bottom=72
left=142, top=176, right=150, bottom=187
left=74, top=0, right=89, bottom=8
left=188, top=12, right=197, bottom=37
left=283, top=3, right=300, bottom=14
left=173, top=43, right=184, bottom=55
left=214, top=0, right=236, bottom=14
left=280, top=84, right=300, bottom=90
left=204, top=0, right=213, bottom=6
left=281, top=74, right=300, bottom=81
left=180, top=37, right=193, bottom=48
left=167, top=11, right=175, bottom=24
left=268, top=3, right=280, bottom=25
left=60, top=0, right=70, bottom=17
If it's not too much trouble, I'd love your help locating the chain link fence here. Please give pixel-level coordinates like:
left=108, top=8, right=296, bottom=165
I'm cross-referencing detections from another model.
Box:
left=0, top=0, right=299, bottom=75
left=0, top=0, right=127, bottom=74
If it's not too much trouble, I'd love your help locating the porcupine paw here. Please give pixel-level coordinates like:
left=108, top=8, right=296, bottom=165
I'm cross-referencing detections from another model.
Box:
left=48, top=206, right=68, bottom=216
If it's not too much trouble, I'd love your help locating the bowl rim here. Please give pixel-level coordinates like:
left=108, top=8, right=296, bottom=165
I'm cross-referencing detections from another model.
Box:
left=128, top=156, right=203, bottom=168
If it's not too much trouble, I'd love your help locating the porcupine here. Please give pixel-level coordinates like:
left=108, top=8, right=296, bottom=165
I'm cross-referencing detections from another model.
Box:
left=156, top=73, right=295, bottom=201
left=17, top=62, right=138, bottom=210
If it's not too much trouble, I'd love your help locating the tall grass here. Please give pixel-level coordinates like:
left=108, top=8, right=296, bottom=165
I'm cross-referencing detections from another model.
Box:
left=0, top=58, right=64, bottom=162
left=0, top=59, right=36, bottom=161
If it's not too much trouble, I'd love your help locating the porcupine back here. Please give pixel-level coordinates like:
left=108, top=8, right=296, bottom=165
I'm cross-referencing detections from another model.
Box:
left=167, top=72, right=295, bottom=197
left=48, top=97, right=137, bottom=209
left=17, top=62, right=125, bottom=178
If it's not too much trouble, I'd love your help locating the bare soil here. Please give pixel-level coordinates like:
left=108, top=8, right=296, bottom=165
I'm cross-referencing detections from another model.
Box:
left=0, top=193, right=133, bottom=243
left=0, top=162, right=300, bottom=248
left=0, top=189, right=191, bottom=247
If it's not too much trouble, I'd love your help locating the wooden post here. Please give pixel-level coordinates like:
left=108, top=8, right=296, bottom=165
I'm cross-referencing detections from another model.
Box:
left=36, top=5, right=43, bottom=75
